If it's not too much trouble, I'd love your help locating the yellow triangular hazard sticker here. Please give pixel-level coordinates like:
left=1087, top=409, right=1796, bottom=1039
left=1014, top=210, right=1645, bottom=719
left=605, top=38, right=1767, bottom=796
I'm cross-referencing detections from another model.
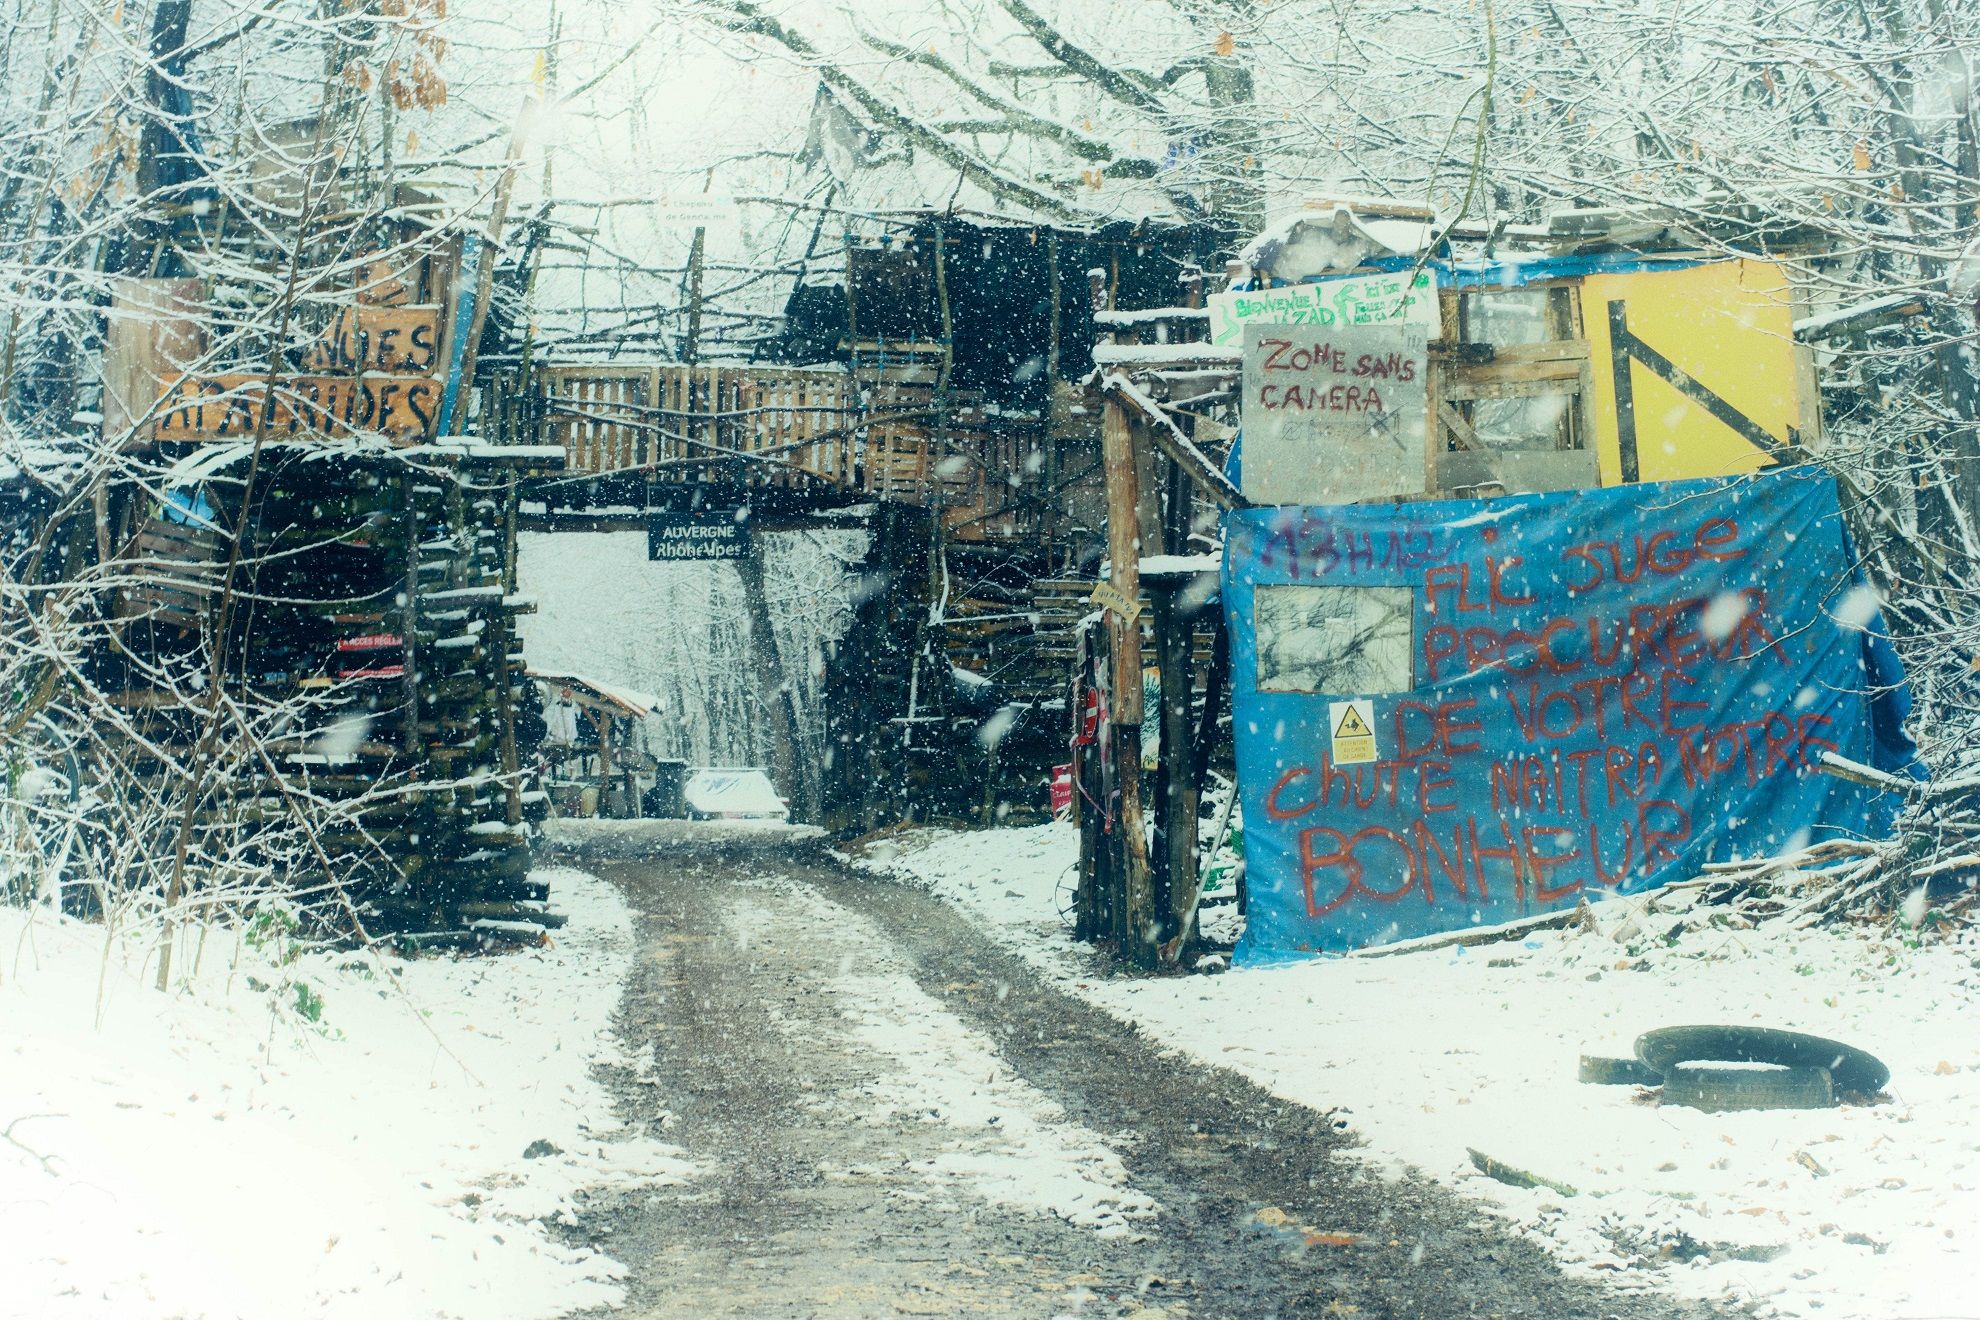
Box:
left=1334, top=705, right=1373, bottom=739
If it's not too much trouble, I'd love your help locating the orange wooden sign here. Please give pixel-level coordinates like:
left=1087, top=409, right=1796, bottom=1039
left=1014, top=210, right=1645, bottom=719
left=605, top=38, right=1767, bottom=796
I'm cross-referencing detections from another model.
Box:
left=154, top=373, right=440, bottom=441
left=302, top=305, right=442, bottom=374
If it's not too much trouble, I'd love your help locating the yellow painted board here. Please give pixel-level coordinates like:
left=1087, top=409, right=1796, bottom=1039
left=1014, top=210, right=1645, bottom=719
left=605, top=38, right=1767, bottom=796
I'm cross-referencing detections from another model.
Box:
left=1581, top=260, right=1803, bottom=485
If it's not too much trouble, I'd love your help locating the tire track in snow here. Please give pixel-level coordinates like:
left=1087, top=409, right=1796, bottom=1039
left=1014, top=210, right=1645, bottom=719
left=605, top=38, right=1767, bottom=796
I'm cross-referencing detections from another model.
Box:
left=725, top=877, right=1159, bottom=1238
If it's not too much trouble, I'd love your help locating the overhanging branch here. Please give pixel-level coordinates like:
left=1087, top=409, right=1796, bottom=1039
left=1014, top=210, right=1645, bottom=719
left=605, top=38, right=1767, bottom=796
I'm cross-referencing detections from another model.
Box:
left=713, top=0, right=1088, bottom=222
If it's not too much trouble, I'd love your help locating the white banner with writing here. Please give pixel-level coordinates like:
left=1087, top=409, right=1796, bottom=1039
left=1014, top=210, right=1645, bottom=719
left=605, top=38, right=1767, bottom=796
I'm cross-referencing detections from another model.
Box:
left=1211, top=269, right=1438, bottom=348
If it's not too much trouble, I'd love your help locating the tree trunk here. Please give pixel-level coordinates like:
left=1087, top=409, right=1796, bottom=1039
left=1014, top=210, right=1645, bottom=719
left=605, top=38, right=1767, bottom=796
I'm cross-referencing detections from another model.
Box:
left=138, top=1, right=195, bottom=200
left=737, top=542, right=810, bottom=822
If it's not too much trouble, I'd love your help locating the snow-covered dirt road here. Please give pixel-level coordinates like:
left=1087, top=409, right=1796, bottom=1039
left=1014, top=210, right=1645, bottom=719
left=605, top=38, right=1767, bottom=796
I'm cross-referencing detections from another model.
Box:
left=557, top=839, right=1716, bottom=1319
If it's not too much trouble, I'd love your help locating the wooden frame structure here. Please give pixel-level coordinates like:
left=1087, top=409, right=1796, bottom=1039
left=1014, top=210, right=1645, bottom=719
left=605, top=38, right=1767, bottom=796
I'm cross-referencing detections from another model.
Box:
left=88, top=182, right=565, bottom=936
left=530, top=670, right=654, bottom=818
left=1078, top=308, right=1243, bottom=969
left=1425, top=268, right=1822, bottom=495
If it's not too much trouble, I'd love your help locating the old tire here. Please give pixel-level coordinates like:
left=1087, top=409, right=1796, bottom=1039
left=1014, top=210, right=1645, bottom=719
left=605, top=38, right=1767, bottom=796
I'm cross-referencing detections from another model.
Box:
left=1635, top=1025, right=1889, bottom=1096
left=1578, top=1054, right=1663, bottom=1086
left=1661, top=1061, right=1835, bottom=1112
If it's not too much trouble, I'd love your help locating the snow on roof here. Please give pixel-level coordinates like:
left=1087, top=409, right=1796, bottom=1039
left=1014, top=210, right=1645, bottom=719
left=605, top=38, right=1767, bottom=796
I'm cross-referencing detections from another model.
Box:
left=160, top=437, right=403, bottom=487
left=529, top=669, right=659, bottom=718
left=684, top=768, right=787, bottom=818
left=1241, top=205, right=1440, bottom=282
left=1091, top=342, right=1241, bottom=368
left=1793, top=292, right=1925, bottom=339
left=0, top=437, right=86, bottom=486
left=1139, top=552, right=1222, bottom=577
left=1092, top=307, right=1211, bottom=327
left=442, top=442, right=569, bottom=463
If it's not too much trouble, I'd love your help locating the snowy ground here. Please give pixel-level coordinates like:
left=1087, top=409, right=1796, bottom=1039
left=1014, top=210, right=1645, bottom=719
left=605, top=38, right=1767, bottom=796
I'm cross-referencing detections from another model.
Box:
left=866, top=823, right=1980, bottom=1320
left=0, top=868, right=691, bottom=1320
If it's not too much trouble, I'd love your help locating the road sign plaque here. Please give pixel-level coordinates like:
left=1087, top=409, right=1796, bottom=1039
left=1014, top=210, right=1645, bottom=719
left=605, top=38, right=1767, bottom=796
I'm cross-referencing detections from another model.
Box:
left=647, top=509, right=749, bottom=561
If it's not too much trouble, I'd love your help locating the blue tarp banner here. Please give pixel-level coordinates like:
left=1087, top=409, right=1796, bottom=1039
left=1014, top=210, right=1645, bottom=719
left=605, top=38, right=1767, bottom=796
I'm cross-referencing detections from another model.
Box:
left=1222, top=470, right=1915, bottom=962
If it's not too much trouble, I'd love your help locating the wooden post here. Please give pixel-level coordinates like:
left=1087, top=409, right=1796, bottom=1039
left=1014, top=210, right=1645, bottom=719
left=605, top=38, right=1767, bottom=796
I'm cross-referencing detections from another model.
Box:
left=1148, top=585, right=1175, bottom=936
left=1043, top=233, right=1063, bottom=548
left=683, top=168, right=717, bottom=365
left=1105, top=716, right=1130, bottom=947
left=596, top=712, right=614, bottom=815
left=1148, top=585, right=1188, bottom=961
left=1100, top=393, right=1155, bottom=966
left=1071, top=631, right=1097, bottom=941
left=92, top=486, right=111, bottom=567
left=495, top=594, right=523, bottom=828
left=820, top=506, right=888, bottom=834
left=1191, top=611, right=1230, bottom=789
left=1155, top=395, right=1201, bottom=963
left=1150, top=584, right=1196, bottom=961
left=400, top=472, right=422, bottom=757
left=445, top=106, right=531, bottom=436
left=932, top=219, right=954, bottom=394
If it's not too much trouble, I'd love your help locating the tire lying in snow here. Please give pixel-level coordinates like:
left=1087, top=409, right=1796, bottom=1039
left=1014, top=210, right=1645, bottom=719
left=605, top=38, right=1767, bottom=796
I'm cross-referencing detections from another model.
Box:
left=1636, top=1025, right=1890, bottom=1099
left=1660, top=1060, right=1836, bottom=1113
left=1577, top=1054, right=1664, bottom=1086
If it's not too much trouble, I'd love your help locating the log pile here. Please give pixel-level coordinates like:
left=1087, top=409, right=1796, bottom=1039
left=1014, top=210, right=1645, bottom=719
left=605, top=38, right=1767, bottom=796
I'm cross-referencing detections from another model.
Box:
left=108, top=441, right=559, bottom=941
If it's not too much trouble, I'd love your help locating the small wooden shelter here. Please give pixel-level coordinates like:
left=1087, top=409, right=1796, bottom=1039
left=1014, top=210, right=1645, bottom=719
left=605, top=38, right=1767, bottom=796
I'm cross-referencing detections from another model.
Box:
left=530, top=670, right=658, bottom=818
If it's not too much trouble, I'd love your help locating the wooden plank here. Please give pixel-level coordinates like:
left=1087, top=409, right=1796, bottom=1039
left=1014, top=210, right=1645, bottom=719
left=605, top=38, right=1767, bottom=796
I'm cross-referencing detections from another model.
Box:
left=134, top=526, right=220, bottom=554
left=541, top=363, right=664, bottom=381
left=1571, top=285, right=1601, bottom=466
left=625, top=374, right=643, bottom=471
left=612, top=375, right=629, bottom=471
left=1436, top=447, right=1600, bottom=493
left=1098, top=375, right=1244, bottom=511
left=354, top=253, right=420, bottom=307
left=586, top=377, right=607, bottom=472
left=1443, top=376, right=1582, bottom=402
left=1487, top=340, right=1591, bottom=365
left=1437, top=400, right=1481, bottom=450
left=1790, top=290, right=1826, bottom=454
left=644, top=366, right=663, bottom=467
left=1424, top=337, right=1445, bottom=492
left=103, top=277, right=206, bottom=446
left=1451, top=355, right=1585, bottom=386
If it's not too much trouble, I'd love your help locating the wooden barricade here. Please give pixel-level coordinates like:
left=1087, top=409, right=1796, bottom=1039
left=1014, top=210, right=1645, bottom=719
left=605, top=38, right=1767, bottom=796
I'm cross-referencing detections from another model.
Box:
left=539, top=364, right=861, bottom=487
left=543, top=366, right=654, bottom=473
